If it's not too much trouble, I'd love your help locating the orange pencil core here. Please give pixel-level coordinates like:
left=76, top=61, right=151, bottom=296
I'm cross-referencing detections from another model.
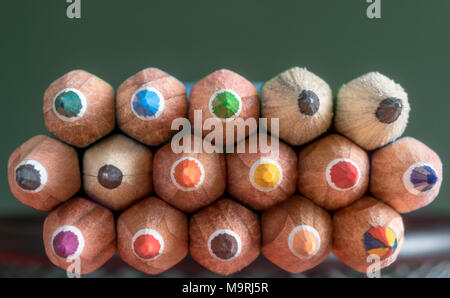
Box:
left=173, top=159, right=202, bottom=188
left=133, top=234, right=161, bottom=260
left=292, top=229, right=319, bottom=257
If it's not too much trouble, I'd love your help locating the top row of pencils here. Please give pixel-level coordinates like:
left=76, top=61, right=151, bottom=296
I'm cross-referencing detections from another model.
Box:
left=41, top=67, right=409, bottom=151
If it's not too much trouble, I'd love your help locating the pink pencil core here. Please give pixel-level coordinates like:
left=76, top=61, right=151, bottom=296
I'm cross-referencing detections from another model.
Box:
left=53, top=230, right=79, bottom=258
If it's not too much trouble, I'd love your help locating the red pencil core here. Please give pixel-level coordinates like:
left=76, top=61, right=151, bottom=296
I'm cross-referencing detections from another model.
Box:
left=330, top=160, right=359, bottom=189
left=133, top=234, right=161, bottom=260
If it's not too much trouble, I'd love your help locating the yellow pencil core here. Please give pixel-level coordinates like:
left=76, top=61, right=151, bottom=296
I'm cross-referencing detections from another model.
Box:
left=253, top=163, right=281, bottom=189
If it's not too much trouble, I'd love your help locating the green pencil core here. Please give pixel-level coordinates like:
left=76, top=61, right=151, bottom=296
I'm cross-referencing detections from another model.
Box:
left=211, top=90, right=240, bottom=119
left=54, top=90, right=83, bottom=118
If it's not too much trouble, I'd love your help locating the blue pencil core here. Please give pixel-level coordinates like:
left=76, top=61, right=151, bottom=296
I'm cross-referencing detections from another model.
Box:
left=132, top=89, right=161, bottom=118
left=410, top=165, right=438, bottom=192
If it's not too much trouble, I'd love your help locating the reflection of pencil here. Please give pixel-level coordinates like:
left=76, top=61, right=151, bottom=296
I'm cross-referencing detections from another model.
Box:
left=116, top=68, right=187, bottom=146
left=117, top=197, right=188, bottom=275
left=371, top=137, right=443, bottom=213
left=262, top=195, right=332, bottom=273
left=8, top=135, right=80, bottom=211
left=83, top=134, right=153, bottom=211
left=227, top=135, right=297, bottom=211
left=297, top=134, right=369, bottom=210
left=262, top=67, right=333, bottom=146
left=335, top=72, right=410, bottom=150
left=189, top=199, right=260, bottom=275
left=43, top=197, right=116, bottom=275
left=153, top=134, right=226, bottom=213
left=43, top=70, right=115, bottom=147
left=188, top=69, right=259, bottom=146
left=332, top=196, right=404, bottom=273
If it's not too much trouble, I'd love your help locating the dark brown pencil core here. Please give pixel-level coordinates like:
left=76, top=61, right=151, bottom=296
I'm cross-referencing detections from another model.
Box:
left=15, top=164, right=41, bottom=191
left=376, top=97, right=403, bottom=124
left=97, top=164, right=123, bottom=189
left=298, top=90, right=320, bottom=116
left=210, top=233, right=238, bottom=260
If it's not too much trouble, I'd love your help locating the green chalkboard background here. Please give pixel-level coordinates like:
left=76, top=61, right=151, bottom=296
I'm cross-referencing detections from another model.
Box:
left=1, top=0, right=449, bottom=217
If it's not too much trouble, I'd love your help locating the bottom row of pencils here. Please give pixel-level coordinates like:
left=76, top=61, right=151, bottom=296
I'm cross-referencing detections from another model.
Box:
left=43, top=194, right=402, bottom=275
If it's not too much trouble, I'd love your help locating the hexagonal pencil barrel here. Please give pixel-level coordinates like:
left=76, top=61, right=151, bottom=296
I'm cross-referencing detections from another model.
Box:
left=116, top=68, right=188, bottom=146
left=262, top=195, right=332, bottom=273
left=43, top=197, right=116, bottom=275
left=8, top=135, right=81, bottom=211
left=117, top=197, right=188, bottom=275
left=82, top=134, right=153, bottom=211
left=188, top=69, right=260, bottom=147
left=297, top=134, right=370, bottom=211
left=261, top=67, right=334, bottom=146
left=153, top=134, right=226, bottom=213
left=370, top=137, right=443, bottom=213
left=332, top=196, right=404, bottom=273
left=226, top=135, right=297, bottom=211
left=43, top=70, right=115, bottom=147
left=189, top=199, right=261, bottom=276
left=335, top=72, right=410, bottom=151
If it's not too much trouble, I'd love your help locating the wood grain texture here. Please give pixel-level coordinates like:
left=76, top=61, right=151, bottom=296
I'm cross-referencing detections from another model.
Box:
left=335, top=72, right=410, bottom=151
left=83, top=134, right=153, bottom=211
left=116, top=68, right=187, bottom=146
left=43, top=70, right=115, bottom=147
left=261, top=67, right=333, bottom=146
left=189, top=199, right=261, bottom=276
left=7, top=135, right=80, bottom=211
left=370, top=137, right=443, bottom=213
left=297, top=134, right=369, bottom=210
left=227, top=136, right=297, bottom=211
left=117, top=197, right=188, bottom=275
left=188, top=69, right=259, bottom=147
left=43, top=197, right=116, bottom=275
left=332, top=196, right=404, bottom=273
left=153, top=134, right=226, bottom=212
left=262, top=195, right=332, bottom=273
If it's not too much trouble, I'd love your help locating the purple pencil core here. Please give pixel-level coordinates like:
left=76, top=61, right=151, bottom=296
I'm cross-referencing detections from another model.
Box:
left=53, top=230, right=79, bottom=258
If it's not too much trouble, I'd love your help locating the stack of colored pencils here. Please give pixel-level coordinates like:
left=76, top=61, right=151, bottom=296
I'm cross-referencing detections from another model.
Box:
left=7, top=67, right=443, bottom=276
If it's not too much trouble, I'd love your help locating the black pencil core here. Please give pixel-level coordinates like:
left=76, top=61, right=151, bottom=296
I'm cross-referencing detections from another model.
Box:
left=98, top=164, right=123, bottom=189
left=210, top=233, right=238, bottom=260
left=15, top=164, right=41, bottom=191
left=376, top=97, right=403, bottom=124
left=298, top=90, right=320, bottom=116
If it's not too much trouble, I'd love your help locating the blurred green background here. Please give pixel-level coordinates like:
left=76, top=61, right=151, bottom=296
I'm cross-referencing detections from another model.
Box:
left=1, top=0, right=448, bottom=216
